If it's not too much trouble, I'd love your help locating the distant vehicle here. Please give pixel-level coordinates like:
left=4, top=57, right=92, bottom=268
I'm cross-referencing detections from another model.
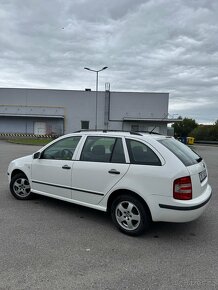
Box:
left=7, top=130, right=212, bottom=236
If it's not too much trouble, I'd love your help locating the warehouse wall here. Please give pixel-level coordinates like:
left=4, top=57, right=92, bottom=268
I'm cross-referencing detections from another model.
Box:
left=0, top=88, right=169, bottom=135
left=0, top=88, right=98, bottom=133
left=109, top=92, right=168, bottom=120
left=0, top=116, right=63, bottom=135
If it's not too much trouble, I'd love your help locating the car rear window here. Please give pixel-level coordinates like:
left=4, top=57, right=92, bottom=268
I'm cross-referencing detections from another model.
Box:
left=158, top=138, right=202, bottom=166
left=126, top=139, right=161, bottom=166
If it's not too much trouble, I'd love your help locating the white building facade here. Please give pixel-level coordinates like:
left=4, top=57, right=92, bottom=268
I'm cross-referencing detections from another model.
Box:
left=0, top=88, right=174, bottom=136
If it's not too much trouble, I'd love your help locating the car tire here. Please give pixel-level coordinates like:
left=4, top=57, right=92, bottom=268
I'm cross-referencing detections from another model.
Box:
left=111, top=194, right=151, bottom=236
left=10, top=173, right=34, bottom=200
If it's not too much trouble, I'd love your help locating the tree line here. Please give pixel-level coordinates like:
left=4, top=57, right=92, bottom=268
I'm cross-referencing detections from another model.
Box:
left=172, top=117, right=218, bottom=141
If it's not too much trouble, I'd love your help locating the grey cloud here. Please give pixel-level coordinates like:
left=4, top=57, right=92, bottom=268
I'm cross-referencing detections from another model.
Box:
left=66, top=0, right=148, bottom=22
left=0, top=0, right=217, bottom=123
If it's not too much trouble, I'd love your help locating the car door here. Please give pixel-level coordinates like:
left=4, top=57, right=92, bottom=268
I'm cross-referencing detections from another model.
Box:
left=31, top=136, right=81, bottom=199
left=71, top=136, right=130, bottom=205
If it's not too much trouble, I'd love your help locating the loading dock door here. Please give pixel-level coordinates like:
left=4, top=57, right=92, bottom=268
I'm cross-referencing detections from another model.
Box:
left=34, top=122, right=46, bottom=135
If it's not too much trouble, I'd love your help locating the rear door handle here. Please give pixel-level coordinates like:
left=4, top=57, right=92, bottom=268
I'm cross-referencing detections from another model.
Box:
left=62, top=165, right=71, bottom=170
left=108, top=169, right=120, bottom=175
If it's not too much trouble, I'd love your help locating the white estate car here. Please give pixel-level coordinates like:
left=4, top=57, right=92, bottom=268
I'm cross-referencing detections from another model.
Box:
left=8, top=131, right=212, bottom=236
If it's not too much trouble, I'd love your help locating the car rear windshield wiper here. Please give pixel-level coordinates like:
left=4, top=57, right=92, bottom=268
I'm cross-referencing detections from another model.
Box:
left=196, top=157, right=202, bottom=163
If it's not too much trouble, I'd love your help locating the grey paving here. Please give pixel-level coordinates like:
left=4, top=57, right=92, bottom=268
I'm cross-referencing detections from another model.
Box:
left=0, top=140, right=217, bottom=290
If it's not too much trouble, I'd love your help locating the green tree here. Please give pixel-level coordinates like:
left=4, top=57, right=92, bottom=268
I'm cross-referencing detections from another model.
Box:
left=172, top=117, right=198, bottom=137
left=190, top=120, right=218, bottom=141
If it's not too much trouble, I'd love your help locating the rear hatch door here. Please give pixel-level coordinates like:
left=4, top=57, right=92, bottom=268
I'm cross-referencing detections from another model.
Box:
left=158, top=137, right=209, bottom=198
left=187, top=160, right=208, bottom=198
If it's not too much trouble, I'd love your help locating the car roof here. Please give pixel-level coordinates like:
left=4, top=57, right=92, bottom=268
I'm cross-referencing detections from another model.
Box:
left=63, top=130, right=169, bottom=141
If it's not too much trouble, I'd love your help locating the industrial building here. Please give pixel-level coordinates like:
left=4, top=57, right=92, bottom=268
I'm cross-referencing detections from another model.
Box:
left=0, top=87, right=175, bottom=136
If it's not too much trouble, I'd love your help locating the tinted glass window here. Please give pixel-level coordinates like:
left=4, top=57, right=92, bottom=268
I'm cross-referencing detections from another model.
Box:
left=80, top=136, right=125, bottom=163
left=111, top=138, right=126, bottom=163
left=126, top=139, right=161, bottom=166
left=42, top=136, right=81, bottom=160
left=158, top=138, right=201, bottom=166
left=81, top=121, right=89, bottom=129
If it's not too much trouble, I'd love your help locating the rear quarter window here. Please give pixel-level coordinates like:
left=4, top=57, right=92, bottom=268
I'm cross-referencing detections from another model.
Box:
left=126, top=139, right=161, bottom=166
left=158, top=138, right=201, bottom=166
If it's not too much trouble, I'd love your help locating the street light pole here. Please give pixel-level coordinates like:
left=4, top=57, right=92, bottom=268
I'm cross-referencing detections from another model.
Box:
left=95, top=70, right=99, bottom=131
left=84, top=66, right=108, bottom=130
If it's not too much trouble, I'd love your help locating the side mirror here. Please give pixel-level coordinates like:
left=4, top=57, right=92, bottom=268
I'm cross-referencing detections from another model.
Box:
left=33, top=152, right=41, bottom=159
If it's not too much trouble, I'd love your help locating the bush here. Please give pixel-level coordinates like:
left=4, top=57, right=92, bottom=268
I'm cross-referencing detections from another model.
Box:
left=191, top=121, right=218, bottom=141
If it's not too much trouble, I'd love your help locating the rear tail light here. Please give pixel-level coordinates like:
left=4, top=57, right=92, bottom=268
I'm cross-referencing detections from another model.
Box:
left=173, top=176, right=192, bottom=200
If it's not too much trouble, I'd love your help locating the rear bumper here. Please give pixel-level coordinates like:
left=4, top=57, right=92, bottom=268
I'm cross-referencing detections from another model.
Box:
left=149, top=184, right=212, bottom=223
left=159, top=192, right=212, bottom=211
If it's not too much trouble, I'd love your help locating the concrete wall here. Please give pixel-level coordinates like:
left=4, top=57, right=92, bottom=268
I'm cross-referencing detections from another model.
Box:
left=109, top=92, right=168, bottom=120
left=0, top=117, right=63, bottom=135
left=105, top=91, right=169, bottom=134
left=0, top=88, right=98, bottom=133
left=0, top=88, right=169, bottom=135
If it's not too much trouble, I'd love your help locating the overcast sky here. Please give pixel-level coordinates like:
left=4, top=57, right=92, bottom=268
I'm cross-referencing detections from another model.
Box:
left=0, top=0, right=217, bottom=124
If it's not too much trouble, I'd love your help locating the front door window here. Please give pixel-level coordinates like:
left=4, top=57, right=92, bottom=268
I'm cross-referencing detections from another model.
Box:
left=42, top=136, right=81, bottom=160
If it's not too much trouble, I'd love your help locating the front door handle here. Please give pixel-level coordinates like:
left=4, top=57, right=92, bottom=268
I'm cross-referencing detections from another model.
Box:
left=108, top=169, right=120, bottom=175
left=62, top=165, right=71, bottom=170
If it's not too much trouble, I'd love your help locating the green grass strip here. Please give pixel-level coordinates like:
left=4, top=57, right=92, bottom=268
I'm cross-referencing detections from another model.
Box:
left=7, top=138, right=53, bottom=146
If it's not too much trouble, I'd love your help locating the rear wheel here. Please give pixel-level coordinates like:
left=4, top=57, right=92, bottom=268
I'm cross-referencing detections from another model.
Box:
left=10, top=173, right=34, bottom=200
left=111, top=194, right=151, bottom=236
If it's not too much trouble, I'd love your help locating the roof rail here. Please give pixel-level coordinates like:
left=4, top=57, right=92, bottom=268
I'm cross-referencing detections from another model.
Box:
left=73, top=129, right=143, bottom=136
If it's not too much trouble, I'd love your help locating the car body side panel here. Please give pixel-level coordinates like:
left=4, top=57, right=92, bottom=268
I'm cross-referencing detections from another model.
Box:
left=31, top=159, right=73, bottom=199
left=8, top=155, right=32, bottom=184
left=71, top=161, right=130, bottom=204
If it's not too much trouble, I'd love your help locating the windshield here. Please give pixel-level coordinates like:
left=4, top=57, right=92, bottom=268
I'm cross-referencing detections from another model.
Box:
left=158, top=138, right=202, bottom=166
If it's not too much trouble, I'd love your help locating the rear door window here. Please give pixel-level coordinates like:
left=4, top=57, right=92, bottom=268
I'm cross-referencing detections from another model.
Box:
left=158, top=138, right=201, bottom=166
left=80, top=136, right=126, bottom=163
left=126, top=139, right=161, bottom=166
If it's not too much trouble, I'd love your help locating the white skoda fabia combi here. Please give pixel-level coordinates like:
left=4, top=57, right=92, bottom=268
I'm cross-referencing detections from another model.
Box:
left=8, top=131, right=212, bottom=236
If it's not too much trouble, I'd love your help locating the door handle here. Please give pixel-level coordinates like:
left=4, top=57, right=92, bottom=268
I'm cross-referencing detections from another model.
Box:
left=108, top=169, right=120, bottom=175
left=62, top=165, right=71, bottom=170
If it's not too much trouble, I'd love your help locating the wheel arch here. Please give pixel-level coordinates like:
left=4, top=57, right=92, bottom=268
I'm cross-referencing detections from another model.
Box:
left=107, top=189, right=152, bottom=221
left=11, top=169, right=28, bottom=180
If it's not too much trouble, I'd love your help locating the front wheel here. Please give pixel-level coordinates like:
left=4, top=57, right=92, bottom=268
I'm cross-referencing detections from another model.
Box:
left=10, top=173, right=34, bottom=200
left=111, top=194, right=151, bottom=236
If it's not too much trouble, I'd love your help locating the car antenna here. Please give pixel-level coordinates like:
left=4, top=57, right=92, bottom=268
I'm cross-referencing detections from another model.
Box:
left=149, top=113, right=169, bottom=134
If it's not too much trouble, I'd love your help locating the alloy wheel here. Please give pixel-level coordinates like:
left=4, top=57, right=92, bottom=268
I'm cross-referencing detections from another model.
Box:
left=13, top=177, right=31, bottom=198
left=115, top=201, right=141, bottom=231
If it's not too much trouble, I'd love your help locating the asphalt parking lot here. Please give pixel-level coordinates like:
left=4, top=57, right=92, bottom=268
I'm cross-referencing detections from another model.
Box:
left=0, top=140, right=217, bottom=290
